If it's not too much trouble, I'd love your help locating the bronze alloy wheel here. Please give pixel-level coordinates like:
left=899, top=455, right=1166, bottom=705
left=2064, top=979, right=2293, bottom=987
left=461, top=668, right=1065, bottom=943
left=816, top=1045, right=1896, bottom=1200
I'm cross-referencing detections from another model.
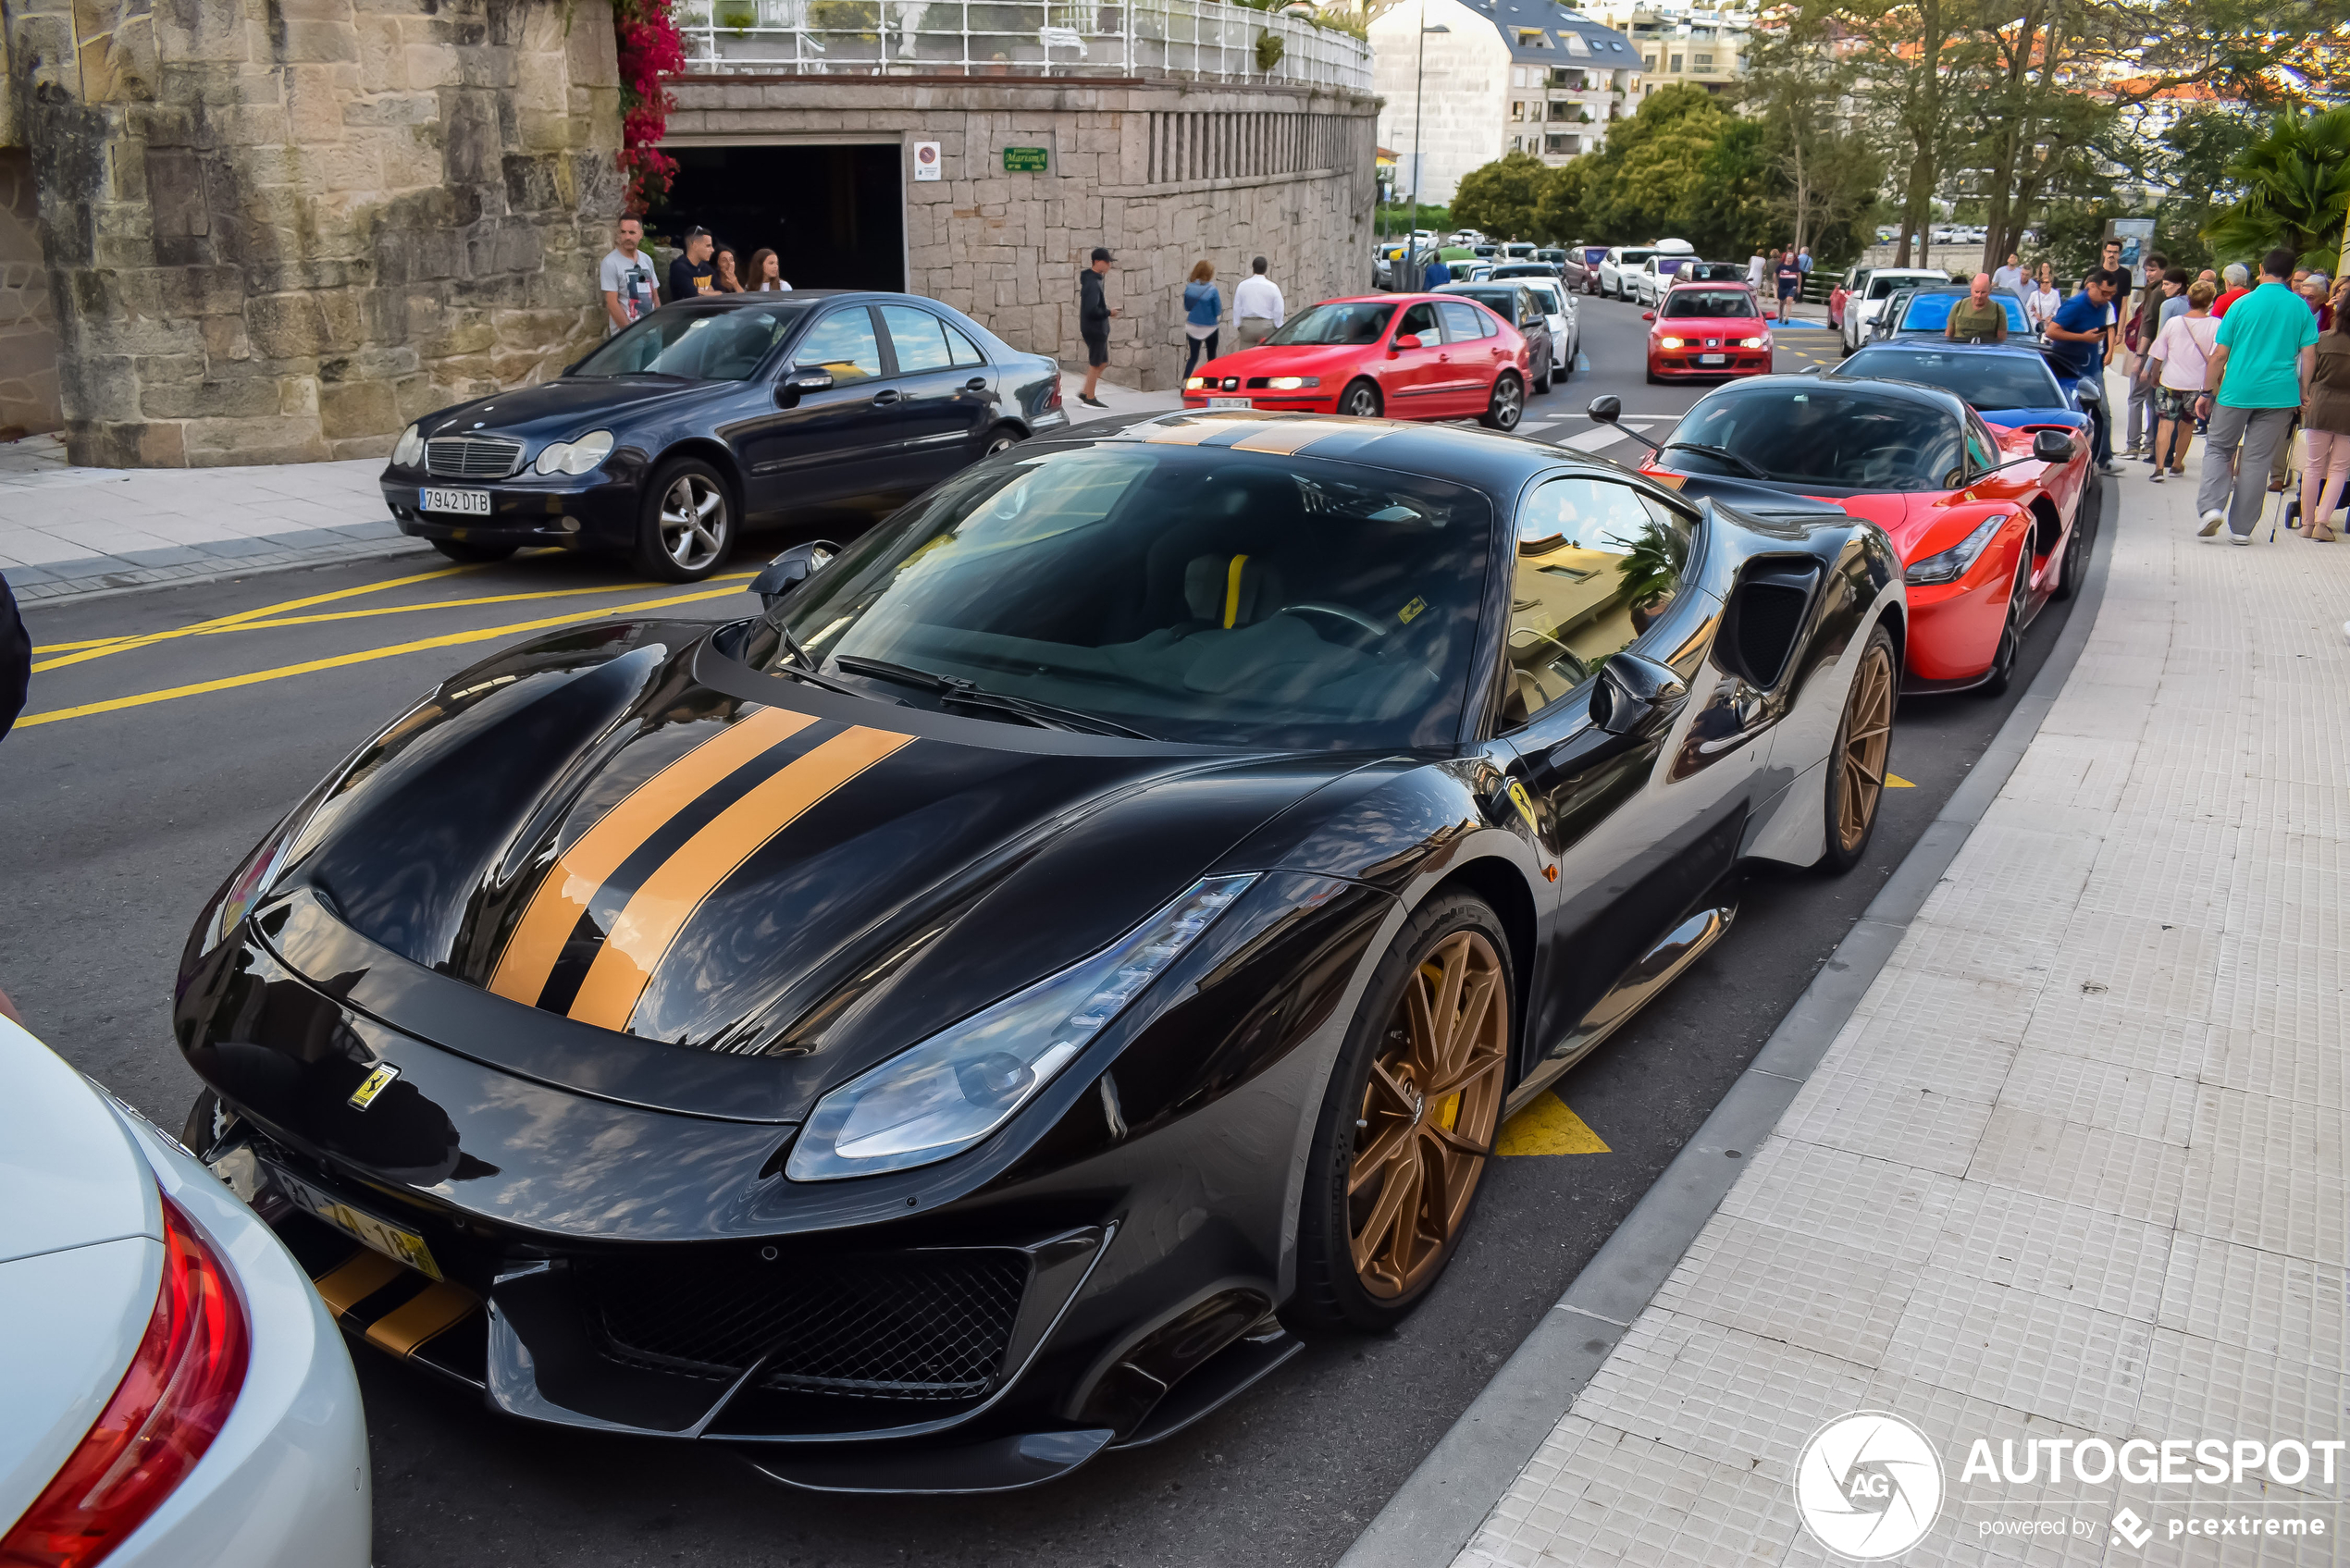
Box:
left=1347, top=931, right=1510, bottom=1298
left=1837, top=639, right=1896, bottom=856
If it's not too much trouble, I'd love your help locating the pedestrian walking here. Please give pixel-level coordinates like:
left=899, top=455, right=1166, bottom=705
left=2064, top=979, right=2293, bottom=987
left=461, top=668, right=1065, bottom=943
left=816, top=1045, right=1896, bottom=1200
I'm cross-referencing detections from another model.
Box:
left=1232, top=256, right=1285, bottom=348
left=599, top=216, right=661, bottom=336
left=2024, top=263, right=2061, bottom=332
left=2146, top=278, right=2218, bottom=482
left=2123, top=266, right=2182, bottom=456
left=1797, top=246, right=1813, bottom=283
left=712, top=247, right=743, bottom=293
left=1947, top=272, right=2008, bottom=342
left=745, top=248, right=791, bottom=291
left=2046, top=270, right=2123, bottom=473
left=1182, top=260, right=1224, bottom=379
left=1992, top=252, right=2025, bottom=293
left=1423, top=251, right=1452, bottom=289
left=2294, top=276, right=2350, bottom=540
left=2195, top=249, right=2319, bottom=542
left=2211, top=262, right=2251, bottom=317
left=667, top=227, right=717, bottom=300
left=1077, top=246, right=1117, bottom=407
left=1747, top=249, right=1766, bottom=290
left=1774, top=250, right=1800, bottom=322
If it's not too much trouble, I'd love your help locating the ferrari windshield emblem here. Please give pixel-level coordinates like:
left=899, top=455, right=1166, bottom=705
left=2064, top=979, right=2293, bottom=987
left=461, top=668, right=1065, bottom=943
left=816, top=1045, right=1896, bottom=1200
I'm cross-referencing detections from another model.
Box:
left=349, top=1064, right=401, bottom=1110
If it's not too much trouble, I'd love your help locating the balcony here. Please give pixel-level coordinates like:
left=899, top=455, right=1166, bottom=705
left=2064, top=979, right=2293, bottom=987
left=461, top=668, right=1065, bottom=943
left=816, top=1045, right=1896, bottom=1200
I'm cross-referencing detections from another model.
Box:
left=678, top=0, right=1376, bottom=90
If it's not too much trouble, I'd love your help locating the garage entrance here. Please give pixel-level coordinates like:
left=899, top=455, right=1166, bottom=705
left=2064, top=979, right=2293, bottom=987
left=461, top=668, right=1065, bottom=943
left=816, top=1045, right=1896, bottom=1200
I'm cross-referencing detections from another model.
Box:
left=647, top=143, right=905, bottom=293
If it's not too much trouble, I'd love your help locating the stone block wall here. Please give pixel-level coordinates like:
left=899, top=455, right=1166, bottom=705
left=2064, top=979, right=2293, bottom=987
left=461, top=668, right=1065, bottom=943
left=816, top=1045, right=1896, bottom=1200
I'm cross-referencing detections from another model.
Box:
left=0, top=0, right=623, bottom=466
left=664, top=76, right=1381, bottom=391
left=0, top=148, right=60, bottom=437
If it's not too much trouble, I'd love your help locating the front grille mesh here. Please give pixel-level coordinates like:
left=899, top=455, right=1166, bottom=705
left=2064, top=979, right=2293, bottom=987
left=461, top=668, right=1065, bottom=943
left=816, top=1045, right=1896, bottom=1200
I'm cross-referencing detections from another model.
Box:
left=424, top=435, right=524, bottom=479
left=575, top=1251, right=1029, bottom=1401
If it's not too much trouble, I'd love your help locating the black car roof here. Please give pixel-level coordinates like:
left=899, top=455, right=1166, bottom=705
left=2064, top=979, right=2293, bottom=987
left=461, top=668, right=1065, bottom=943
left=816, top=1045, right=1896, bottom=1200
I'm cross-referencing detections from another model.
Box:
left=1036, top=410, right=1624, bottom=495
left=1688, top=371, right=1970, bottom=422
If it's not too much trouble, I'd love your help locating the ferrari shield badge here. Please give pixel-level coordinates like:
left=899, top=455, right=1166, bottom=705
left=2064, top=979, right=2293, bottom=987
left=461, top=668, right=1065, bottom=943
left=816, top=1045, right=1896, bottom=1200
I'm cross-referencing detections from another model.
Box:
left=1505, top=779, right=1540, bottom=833
left=348, top=1063, right=400, bottom=1110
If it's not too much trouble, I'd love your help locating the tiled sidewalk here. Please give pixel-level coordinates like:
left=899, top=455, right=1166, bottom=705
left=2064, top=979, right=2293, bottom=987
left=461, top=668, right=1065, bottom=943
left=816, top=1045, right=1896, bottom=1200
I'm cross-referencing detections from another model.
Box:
left=0, top=378, right=1179, bottom=605
left=1457, top=462, right=2348, bottom=1562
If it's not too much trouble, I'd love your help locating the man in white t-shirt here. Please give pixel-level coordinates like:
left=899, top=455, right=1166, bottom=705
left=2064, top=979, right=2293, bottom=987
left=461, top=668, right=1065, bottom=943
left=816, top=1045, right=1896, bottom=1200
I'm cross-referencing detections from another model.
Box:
left=599, top=218, right=661, bottom=336
left=1992, top=252, right=2024, bottom=293
left=1748, top=252, right=1766, bottom=290
left=1232, top=256, right=1285, bottom=348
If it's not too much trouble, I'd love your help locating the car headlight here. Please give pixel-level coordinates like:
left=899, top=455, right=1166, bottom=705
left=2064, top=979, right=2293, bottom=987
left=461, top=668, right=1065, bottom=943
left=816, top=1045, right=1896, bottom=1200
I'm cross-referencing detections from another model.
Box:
left=1264, top=377, right=1319, bottom=389
left=1906, top=512, right=2010, bottom=586
left=785, top=875, right=1255, bottom=1181
left=391, top=423, right=425, bottom=467
left=1739, top=336, right=1766, bottom=349
left=1185, top=377, right=1208, bottom=390
left=533, top=428, right=615, bottom=476
left=1658, top=337, right=1684, bottom=349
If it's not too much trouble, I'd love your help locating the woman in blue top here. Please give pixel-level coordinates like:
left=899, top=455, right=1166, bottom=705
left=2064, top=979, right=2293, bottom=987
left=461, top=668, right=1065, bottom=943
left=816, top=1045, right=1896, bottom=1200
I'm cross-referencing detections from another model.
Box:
left=1183, top=260, right=1224, bottom=378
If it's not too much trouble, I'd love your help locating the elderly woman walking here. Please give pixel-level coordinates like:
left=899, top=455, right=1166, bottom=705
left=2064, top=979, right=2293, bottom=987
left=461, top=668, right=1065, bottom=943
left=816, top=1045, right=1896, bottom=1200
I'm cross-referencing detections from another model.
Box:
left=2146, top=278, right=2219, bottom=482
left=1182, top=260, right=1224, bottom=379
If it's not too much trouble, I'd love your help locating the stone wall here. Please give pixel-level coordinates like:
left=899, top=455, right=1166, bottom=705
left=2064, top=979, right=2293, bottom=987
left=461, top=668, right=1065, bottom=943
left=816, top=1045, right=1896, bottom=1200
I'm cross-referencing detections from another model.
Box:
left=663, top=77, right=1381, bottom=391
left=0, top=0, right=624, bottom=466
left=0, top=148, right=60, bottom=437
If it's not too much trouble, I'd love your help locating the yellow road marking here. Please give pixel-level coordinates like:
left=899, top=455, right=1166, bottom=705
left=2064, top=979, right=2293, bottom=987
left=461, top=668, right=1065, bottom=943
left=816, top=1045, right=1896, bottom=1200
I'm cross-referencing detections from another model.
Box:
left=31, top=564, right=480, bottom=672
left=195, top=573, right=754, bottom=635
left=1886, top=772, right=1917, bottom=788
left=17, top=582, right=757, bottom=728
left=1496, top=1092, right=1611, bottom=1155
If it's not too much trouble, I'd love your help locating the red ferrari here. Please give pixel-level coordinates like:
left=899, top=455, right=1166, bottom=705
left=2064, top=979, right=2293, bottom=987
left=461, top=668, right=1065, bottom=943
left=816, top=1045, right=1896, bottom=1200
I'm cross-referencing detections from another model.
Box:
left=1643, top=282, right=1774, bottom=382
left=1180, top=293, right=1532, bottom=432
left=1615, top=372, right=2091, bottom=695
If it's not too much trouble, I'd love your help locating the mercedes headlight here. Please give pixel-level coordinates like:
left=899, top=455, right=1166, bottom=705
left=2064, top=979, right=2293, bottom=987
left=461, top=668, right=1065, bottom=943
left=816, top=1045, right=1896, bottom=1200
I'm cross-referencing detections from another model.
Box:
left=1906, top=512, right=2010, bottom=586
left=391, top=423, right=425, bottom=467
left=785, top=875, right=1255, bottom=1181
left=1265, top=377, right=1319, bottom=389
left=533, top=428, right=615, bottom=476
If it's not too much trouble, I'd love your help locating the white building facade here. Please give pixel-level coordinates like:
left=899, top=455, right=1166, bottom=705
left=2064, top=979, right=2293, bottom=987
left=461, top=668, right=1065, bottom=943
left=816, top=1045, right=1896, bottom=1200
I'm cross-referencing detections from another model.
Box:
left=1372, top=0, right=1639, bottom=207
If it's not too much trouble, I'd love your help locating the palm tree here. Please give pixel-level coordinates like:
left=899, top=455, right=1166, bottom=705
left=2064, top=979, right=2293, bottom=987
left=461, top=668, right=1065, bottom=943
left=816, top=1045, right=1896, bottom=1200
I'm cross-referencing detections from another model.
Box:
left=2203, top=106, right=2350, bottom=269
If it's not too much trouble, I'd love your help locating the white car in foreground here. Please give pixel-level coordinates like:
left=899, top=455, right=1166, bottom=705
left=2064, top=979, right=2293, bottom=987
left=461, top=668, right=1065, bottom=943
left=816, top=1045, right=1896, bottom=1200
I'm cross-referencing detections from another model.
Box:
left=0, top=1018, right=369, bottom=1567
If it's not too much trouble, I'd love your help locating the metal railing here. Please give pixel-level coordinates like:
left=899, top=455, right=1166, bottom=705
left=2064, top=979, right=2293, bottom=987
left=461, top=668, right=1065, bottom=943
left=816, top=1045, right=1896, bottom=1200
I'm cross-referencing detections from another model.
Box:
left=676, top=0, right=1375, bottom=90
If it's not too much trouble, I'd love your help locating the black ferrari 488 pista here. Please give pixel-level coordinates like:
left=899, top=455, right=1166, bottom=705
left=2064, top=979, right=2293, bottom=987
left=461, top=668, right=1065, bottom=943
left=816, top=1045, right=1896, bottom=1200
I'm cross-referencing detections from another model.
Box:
left=178, top=409, right=1904, bottom=1493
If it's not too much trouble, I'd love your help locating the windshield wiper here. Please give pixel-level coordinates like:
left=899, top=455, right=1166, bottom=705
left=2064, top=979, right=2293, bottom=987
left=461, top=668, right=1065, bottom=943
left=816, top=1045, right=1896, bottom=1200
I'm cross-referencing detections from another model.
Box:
left=1659, top=440, right=1772, bottom=481
left=834, top=656, right=1155, bottom=739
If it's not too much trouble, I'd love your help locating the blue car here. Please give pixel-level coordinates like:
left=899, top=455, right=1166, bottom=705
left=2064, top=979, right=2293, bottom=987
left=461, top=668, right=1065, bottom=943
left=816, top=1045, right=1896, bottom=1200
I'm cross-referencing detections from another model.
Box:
left=1878, top=286, right=2035, bottom=343
left=1829, top=340, right=2098, bottom=437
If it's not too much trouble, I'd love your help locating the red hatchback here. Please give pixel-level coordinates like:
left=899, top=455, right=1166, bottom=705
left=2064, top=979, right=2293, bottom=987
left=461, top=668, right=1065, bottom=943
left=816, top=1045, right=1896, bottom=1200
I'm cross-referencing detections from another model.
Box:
left=1643, top=283, right=1774, bottom=382
left=1181, top=293, right=1532, bottom=432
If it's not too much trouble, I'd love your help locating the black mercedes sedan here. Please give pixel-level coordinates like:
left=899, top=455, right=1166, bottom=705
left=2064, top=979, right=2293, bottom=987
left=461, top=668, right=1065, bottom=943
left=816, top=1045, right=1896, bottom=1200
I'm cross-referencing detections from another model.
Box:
left=377, top=291, right=1069, bottom=581
left=182, top=411, right=1904, bottom=1493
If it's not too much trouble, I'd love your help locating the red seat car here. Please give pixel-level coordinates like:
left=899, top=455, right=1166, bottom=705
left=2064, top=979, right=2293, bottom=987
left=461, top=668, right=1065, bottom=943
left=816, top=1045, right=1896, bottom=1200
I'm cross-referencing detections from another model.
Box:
left=1181, top=293, right=1531, bottom=432
left=1643, top=282, right=1774, bottom=383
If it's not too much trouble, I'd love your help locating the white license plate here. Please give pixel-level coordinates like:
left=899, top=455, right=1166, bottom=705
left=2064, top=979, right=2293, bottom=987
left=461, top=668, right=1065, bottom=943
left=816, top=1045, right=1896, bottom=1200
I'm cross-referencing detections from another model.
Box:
left=267, top=1163, right=444, bottom=1280
left=1207, top=397, right=1253, bottom=410
left=1699, top=353, right=1727, bottom=365
left=421, top=488, right=490, bottom=516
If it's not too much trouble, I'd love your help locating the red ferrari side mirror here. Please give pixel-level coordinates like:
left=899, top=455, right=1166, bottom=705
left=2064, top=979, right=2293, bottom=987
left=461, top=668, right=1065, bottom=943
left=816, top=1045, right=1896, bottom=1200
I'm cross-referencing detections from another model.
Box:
left=1392, top=333, right=1423, bottom=352
left=1641, top=311, right=1656, bottom=322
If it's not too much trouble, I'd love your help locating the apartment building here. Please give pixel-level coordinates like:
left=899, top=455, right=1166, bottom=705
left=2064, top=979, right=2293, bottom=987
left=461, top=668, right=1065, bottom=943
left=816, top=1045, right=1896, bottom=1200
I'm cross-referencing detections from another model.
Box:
left=1589, top=0, right=1753, bottom=98
left=1371, top=0, right=1639, bottom=205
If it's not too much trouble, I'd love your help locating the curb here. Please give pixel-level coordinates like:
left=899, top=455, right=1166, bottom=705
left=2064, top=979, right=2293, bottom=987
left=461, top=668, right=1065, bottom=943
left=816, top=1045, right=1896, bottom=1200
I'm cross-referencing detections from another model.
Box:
left=1335, top=477, right=2120, bottom=1568
left=10, top=537, right=436, bottom=609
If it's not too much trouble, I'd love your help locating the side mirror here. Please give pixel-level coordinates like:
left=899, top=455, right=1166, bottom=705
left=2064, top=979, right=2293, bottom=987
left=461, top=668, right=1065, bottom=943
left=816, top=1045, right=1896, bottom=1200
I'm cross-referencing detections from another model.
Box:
left=750, top=539, right=841, bottom=611
left=2072, top=381, right=2102, bottom=407
left=1391, top=333, right=1423, bottom=352
left=1589, top=651, right=1688, bottom=735
left=1586, top=394, right=1623, bottom=425
left=2032, top=427, right=2075, bottom=463
left=1641, top=311, right=1656, bottom=321
left=776, top=367, right=835, bottom=407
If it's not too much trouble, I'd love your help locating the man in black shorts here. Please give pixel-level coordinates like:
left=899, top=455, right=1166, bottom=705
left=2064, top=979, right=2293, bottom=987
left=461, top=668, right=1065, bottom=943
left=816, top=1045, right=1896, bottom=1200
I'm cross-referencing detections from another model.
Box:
left=1078, top=247, right=1117, bottom=407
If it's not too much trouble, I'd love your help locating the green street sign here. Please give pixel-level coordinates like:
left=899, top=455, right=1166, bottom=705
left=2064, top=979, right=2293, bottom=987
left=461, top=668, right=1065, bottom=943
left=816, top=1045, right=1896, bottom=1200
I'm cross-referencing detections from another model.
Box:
left=1003, top=146, right=1049, bottom=172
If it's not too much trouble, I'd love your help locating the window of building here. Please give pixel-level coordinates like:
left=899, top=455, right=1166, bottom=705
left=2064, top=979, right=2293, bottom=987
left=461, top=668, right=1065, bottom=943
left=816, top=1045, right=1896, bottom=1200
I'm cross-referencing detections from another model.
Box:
left=1546, top=133, right=1577, bottom=154
left=1563, top=31, right=1590, bottom=56
left=1550, top=101, right=1576, bottom=120
left=1642, top=53, right=1656, bottom=69
left=1694, top=52, right=1713, bottom=64
left=1511, top=101, right=1527, bottom=120
left=1669, top=52, right=1684, bottom=69
left=1517, top=28, right=1551, bottom=46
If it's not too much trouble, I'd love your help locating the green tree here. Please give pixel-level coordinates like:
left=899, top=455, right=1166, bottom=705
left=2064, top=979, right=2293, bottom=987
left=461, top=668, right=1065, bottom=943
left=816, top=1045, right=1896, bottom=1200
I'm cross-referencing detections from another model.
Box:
left=1581, top=85, right=1738, bottom=241
left=1450, top=151, right=1552, bottom=241
left=2204, top=106, right=2350, bottom=268
left=1534, top=155, right=1595, bottom=243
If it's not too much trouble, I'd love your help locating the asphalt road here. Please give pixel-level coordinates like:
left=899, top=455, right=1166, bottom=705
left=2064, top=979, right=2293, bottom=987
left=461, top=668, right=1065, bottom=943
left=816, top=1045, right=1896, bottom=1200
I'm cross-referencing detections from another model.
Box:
left=0, top=294, right=2100, bottom=1567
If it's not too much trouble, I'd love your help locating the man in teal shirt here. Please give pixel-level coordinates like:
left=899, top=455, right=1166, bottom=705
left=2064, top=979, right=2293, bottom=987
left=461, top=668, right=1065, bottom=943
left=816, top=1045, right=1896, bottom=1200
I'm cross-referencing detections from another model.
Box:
left=2196, top=247, right=2319, bottom=542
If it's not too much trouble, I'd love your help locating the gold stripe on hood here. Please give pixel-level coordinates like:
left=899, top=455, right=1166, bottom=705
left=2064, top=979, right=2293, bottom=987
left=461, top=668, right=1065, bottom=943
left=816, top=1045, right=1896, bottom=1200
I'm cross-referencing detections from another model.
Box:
left=564, top=725, right=916, bottom=1033
left=487, top=707, right=818, bottom=1006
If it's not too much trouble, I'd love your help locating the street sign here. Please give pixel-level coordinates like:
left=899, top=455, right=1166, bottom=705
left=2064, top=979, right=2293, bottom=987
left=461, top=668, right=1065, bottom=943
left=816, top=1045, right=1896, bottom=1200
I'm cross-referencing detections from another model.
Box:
left=912, top=141, right=941, bottom=181
left=1003, top=146, right=1049, bottom=173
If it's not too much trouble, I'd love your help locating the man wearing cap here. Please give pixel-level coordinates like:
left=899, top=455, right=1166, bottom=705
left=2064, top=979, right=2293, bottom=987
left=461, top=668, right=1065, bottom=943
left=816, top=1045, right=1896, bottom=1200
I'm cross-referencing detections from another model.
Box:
left=1077, top=247, right=1118, bottom=407
left=666, top=227, right=717, bottom=302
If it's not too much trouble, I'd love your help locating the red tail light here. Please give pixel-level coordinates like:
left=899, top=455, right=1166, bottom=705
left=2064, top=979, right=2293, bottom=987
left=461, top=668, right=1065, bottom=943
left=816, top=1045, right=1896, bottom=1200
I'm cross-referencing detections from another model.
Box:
left=1045, top=373, right=1063, bottom=412
left=0, top=1194, right=250, bottom=1568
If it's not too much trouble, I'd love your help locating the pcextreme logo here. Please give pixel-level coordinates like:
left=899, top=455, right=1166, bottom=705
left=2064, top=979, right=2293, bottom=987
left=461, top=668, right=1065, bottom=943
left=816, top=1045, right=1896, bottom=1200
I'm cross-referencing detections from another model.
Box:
left=1794, top=1411, right=1945, bottom=1560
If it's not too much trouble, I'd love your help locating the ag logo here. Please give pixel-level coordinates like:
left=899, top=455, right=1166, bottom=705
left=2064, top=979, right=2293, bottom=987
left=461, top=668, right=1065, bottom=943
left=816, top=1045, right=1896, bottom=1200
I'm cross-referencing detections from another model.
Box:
left=348, top=1063, right=400, bottom=1111
left=1793, top=1410, right=1943, bottom=1560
